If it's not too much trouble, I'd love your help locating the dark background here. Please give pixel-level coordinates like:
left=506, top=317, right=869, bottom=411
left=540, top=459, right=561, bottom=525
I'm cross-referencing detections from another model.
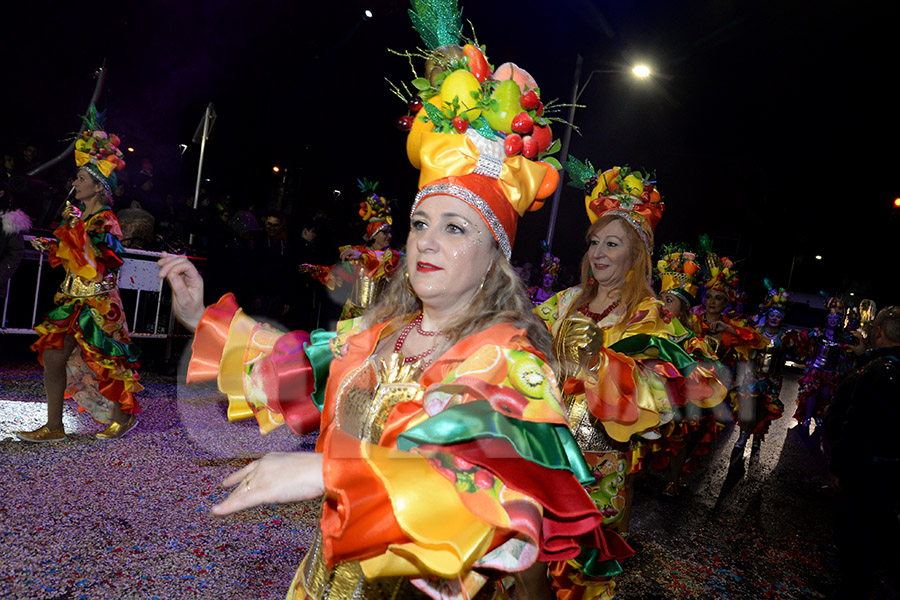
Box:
left=3, top=0, right=898, bottom=307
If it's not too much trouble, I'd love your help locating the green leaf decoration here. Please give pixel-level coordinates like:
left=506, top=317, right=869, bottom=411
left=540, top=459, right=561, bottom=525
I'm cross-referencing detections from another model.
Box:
left=564, top=155, right=596, bottom=187
left=469, top=116, right=495, bottom=140
left=546, top=138, right=561, bottom=155
left=543, top=156, right=562, bottom=170
left=408, top=0, right=463, bottom=50
left=422, top=100, right=449, bottom=128
left=412, top=77, right=432, bottom=90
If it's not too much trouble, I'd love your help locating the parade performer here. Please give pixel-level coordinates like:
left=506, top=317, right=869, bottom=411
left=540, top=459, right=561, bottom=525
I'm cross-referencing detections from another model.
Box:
left=529, top=241, right=561, bottom=305
left=159, top=5, right=629, bottom=598
left=302, top=179, right=401, bottom=320
left=735, top=281, right=802, bottom=453
left=653, top=244, right=724, bottom=495
left=17, top=106, right=141, bottom=442
left=656, top=244, right=701, bottom=324
left=793, top=293, right=855, bottom=427
left=535, top=160, right=726, bottom=598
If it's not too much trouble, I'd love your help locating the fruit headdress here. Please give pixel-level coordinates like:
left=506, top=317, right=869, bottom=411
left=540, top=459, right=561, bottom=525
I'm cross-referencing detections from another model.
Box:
left=564, top=158, right=664, bottom=256
left=73, top=104, right=125, bottom=194
left=761, top=279, right=789, bottom=314
left=698, top=234, right=740, bottom=301
left=540, top=240, right=560, bottom=279
left=656, top=243, right=701, bottom=306
left=397, top=0, right=562, bottom=259
left=820, top=292, right=845, bottom=316
left=356, top=177, right=392, bottom=239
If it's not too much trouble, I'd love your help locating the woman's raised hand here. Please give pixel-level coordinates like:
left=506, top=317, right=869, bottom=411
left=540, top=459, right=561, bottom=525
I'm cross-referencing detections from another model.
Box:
left=157, top=252, right=206, bottom=332
left=211, top=452, right=325, bottom=516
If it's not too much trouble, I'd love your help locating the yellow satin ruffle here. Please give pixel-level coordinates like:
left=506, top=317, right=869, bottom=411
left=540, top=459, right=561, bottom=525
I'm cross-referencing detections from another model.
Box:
left=417, top=132, right=546, bottom=216
left=219, top=309, right=286, bottom=432
left=359, top=443, right=494, bottom=579
left=660, top=273, right=699, bottom=300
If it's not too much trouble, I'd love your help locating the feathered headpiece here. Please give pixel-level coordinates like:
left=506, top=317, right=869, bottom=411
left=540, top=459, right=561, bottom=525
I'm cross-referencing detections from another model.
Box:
left=656, top=243, right=701, bottom=306
left=698, top=234, right=740, bottom=301
left=564, top=159, right=664, bottom=256
left=73, top=105, right=125, bottom=193
left=401, top=0, right=561, bottom=259
left=761, top=278, right=789, bottom=313
left=357, top=178, right=392, bottom=239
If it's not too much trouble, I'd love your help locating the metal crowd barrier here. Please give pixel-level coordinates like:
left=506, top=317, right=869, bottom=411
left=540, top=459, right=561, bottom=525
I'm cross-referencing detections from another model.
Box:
left=1, top=237, right=202, bottom=341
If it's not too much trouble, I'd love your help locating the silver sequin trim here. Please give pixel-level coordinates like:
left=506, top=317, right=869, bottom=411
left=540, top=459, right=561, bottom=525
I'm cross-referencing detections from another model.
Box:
left=608, top=209, right=652, bottom=255
left=466, top=129, right=504, bottom=179
left=412, top=183, right=512, bottom=260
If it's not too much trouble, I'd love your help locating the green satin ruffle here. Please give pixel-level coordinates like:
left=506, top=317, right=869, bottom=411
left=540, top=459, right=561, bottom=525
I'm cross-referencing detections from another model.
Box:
left=608, top=333, right=723, bottom=376
left=42, top=301, right=141, bottom=362
left=397, top=400, right=594, bottom=485
left=303, top=328, right=337, bottom=412
left=575, top=546, right=623, bottom=578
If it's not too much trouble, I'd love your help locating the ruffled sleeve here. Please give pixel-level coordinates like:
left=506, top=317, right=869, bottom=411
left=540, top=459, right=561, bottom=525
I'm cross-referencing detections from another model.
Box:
left=559, top=297, right=727, bottom=443
left=317, top=325, right=632, bottom=592
left=721, top=316, right=766, bottom=360
left=186, top=293, right=336, bottom=434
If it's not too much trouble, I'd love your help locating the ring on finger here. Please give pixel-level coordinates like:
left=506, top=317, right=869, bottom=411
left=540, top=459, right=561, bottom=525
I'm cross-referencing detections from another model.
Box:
left=244, top=477, right=251, bottom=492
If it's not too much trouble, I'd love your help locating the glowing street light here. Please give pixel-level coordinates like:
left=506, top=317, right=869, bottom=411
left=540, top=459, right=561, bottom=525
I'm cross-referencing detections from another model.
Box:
left=127, top=147, right=135, bottom=153
left=632, top=64, right=651, bottom=78
left=363, top=9, right=373, bottom=20
left=272, top=166, right=280, bottom=173
left=815, top=255, right=823, bottom=260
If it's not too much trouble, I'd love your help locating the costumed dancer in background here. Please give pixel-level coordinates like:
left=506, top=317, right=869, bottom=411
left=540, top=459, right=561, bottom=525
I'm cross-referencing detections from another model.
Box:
left=17, top=106, right=142, bottom=442
left=158, top=5, right=627, bottom=598
left=793, top=294, right=855, bottom=430
left=688, top=236, right=764, bottom=447
left=536, top=161, right=726, bottom=598
left=735, top=281, right=803, bottom=454
left=529, top=241, right=561, bottom=304
left=301, top=178, right=401, bottom=321
left=653, top=244, right=726, bottom=496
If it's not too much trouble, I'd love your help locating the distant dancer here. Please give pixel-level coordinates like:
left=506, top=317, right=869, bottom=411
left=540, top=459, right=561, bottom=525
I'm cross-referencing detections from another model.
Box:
left=17, top=107, right=142, bottom=442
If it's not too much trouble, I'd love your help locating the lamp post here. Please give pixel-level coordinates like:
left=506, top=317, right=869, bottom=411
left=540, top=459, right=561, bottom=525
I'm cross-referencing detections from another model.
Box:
left=544, top=55, right=652, bottom=250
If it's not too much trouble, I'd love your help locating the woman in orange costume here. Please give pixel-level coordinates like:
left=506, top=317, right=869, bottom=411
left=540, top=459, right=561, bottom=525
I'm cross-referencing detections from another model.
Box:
left=536, top=161, right=727, bottom=599
left=158, top=13, right=629, bottom=598
left=17, top=106, right=141, bottom=442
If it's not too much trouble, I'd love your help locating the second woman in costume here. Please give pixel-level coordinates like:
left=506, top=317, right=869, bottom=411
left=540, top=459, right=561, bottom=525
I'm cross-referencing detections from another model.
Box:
left=536, top=162, right=727, bottom=598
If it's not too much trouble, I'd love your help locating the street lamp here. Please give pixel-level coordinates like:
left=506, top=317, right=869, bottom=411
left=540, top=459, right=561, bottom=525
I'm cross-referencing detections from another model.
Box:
left=544, top=54, right=653, bottom=250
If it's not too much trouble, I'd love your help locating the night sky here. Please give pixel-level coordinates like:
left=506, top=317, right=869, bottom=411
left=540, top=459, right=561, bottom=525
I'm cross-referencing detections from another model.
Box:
left=4, top=0, right=898, bottom=305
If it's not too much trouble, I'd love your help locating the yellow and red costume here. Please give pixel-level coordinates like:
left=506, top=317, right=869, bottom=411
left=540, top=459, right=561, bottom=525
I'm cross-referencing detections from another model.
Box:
left=31, top=208, right=142, bottom=421
left=188, top=294, right=631, bottom=599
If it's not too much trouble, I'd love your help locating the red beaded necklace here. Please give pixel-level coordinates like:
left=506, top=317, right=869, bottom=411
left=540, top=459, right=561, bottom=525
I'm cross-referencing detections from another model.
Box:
left=579, top=301, right=619, bottom=323
left=394, top=313, right=445, bottom=368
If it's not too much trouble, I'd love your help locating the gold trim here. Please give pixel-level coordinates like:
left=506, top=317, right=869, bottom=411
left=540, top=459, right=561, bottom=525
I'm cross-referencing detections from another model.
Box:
left=60, top=271, right=117, bottom=298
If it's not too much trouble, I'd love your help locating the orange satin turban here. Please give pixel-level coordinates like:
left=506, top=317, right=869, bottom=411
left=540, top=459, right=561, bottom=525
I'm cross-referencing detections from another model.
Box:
left=412, top=130, right=554, bottom=259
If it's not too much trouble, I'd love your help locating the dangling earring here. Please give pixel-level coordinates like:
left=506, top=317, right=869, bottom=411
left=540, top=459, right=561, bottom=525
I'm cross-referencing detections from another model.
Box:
left=405, top=270, right=418, bottom=298
left=588, top=268, right=596, bottom=286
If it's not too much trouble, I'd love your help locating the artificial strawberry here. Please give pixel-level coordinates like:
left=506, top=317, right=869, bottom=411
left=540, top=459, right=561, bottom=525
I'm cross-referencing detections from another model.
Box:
left=531, top=123, right=552, bottom=152
left=511, top=111, right=534, bottom=134
left=504, top=133, right=524, bottom=156
left=520, top=89, right=540, bottom=110
left=452, top=116, right=469, bottom=133
left=522, top=136, right=538, bottom=159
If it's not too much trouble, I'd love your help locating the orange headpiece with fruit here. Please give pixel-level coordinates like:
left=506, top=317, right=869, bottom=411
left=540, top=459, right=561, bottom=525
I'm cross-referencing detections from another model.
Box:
left=398, top=0, right=560, bottom=259
left=761, top=279, right=789, bottom=314
left=698, top=234, right=740, bottom=302
left=656, top=244, right=701, bottom=306
left=73, top=104, right=125, bottom=193
left=564, top=158, right=664, bottom=256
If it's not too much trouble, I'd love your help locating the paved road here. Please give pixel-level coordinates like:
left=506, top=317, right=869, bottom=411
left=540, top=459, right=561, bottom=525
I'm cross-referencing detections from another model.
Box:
left=0, top=361, right=891, bottom=599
